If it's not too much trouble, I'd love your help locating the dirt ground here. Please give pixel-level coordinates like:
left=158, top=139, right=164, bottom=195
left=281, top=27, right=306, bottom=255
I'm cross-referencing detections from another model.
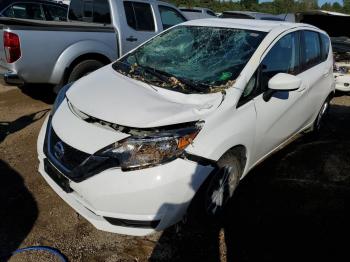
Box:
left=0, top=83, right=350, bottom=262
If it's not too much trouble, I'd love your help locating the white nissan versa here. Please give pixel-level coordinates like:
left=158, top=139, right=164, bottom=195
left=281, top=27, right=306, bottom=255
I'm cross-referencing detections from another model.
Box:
left=37, top=19, right=335, bottom=236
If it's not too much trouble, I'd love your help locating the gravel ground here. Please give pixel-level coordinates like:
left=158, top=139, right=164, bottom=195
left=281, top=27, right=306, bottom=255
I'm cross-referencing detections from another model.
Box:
left=0, top=84, right=350, bottom=262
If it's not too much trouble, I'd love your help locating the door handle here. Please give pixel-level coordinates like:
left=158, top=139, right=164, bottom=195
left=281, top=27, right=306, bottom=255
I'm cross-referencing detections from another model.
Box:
left=126, top=36, right=138, bottom=42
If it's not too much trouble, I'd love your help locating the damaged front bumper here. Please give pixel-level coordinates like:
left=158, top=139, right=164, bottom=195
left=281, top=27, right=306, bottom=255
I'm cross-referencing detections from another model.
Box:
left=37, top=115, right=214, bottom=236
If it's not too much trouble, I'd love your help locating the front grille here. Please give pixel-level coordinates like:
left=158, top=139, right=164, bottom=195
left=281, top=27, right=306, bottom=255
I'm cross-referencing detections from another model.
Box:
left=49, top=129, right=90, bottom=171
left=43, top=116, right=116, bottom=183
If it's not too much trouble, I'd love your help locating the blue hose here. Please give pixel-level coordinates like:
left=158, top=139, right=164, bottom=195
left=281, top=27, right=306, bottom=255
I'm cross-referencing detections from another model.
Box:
left=12, top=246, right=68, bottom=262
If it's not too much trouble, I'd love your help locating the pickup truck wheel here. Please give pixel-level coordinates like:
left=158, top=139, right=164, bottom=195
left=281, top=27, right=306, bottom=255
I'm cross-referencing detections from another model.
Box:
left=204, top=150, right=242, bottom=218
left=68, top=60, right=105, bottom=83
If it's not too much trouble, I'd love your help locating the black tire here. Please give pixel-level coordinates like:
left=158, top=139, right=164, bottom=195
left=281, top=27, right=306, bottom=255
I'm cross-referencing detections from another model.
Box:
left=204, top=150, right=243, bottom=218
left=310, top=97, right=330, bottom=137
left=67, top=59, right=105, bottom=84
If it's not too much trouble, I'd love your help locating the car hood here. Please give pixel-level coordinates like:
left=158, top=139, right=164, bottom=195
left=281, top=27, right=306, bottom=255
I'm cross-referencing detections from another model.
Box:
left=66, top=65, right=224, bottom=128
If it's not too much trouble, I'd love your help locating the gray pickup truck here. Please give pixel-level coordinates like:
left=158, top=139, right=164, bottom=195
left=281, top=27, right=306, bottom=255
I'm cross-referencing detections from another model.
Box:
left=0, top=0, right=187, bottom=89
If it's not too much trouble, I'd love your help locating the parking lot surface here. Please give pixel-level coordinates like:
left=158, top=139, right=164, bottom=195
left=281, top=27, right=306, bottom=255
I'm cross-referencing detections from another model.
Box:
left=1, top=84, right=350, bottom=262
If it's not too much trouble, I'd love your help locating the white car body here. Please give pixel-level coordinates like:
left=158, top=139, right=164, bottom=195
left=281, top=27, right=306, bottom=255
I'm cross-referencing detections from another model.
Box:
left=37, top=19, right=335, bottom=236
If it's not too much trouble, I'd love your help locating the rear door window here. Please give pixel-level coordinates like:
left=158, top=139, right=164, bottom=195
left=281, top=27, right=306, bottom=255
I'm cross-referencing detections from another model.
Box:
left=320, top=33, right=330, bottom=62
left=301, top=30, right=322, bottom=71
left=5, top=3, right=45, bottom=20
left=123, top=1, right=155, bottom=31
left=43, top=4, right=67, bottom=21
left=158, top=5, right=186, bottom=30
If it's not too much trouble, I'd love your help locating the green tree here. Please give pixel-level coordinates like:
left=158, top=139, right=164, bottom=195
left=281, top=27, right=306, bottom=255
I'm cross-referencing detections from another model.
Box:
left=344, top=0, right=350, bottom=13
left=240, top=0, right=259, bottom=9
left=274, top=0, right=296, bottom=13
left=332, top=1, right=343, bottom=11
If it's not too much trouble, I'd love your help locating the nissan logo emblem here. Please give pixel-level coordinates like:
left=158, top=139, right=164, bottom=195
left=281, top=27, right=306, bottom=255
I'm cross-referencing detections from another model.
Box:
left=54, top=141, right=65, bottom=160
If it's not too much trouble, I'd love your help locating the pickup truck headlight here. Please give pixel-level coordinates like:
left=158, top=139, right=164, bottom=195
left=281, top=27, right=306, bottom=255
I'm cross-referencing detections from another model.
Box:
left=99, top=124, right=202, bottom=170
left=52, top=83, right=73, bottom=116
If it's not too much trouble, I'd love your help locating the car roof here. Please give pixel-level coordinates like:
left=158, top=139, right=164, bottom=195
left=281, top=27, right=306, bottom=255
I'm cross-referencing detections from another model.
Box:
left=183, top=18, right=318, bottom=33
left=0, top=0, right=67, bottom=11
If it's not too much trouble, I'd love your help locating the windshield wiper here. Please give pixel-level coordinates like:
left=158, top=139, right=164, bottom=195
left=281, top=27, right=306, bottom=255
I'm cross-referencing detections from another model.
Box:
left=140, top=65, right=209, bottom=93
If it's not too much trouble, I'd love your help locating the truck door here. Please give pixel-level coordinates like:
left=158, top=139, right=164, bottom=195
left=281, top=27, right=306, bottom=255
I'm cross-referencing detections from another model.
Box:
left=119, top=0, right=160, bottom=55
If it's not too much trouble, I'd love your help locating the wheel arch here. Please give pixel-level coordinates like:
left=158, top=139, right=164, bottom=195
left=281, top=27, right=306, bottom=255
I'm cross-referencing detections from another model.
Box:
left=49, top=40, right=117, bottom=85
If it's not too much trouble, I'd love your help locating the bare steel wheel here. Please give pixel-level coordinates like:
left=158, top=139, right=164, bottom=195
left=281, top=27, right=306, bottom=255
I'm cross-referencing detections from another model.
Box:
left=205, top=151, right=242, bottom=217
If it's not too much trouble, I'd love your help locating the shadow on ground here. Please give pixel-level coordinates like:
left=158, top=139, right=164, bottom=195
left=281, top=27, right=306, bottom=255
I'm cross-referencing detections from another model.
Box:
left=18, top=84, right=56, bottom=105
left=150, top=102, right=350, bottom=262
left=0, top=109, right=49, bottom=143
left=0, top=160, right=38, bottom=261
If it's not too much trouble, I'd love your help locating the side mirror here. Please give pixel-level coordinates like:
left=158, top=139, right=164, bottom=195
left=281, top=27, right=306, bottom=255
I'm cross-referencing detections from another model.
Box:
left=263, top=73, right=302, bottom=102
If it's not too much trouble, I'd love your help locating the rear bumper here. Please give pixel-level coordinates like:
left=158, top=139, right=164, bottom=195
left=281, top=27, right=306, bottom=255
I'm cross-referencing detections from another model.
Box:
left=0, top=66, right=24, bottom=85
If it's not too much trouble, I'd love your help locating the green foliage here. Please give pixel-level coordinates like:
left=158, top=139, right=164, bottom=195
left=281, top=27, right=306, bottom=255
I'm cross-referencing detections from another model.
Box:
left=166, top=0, right=350, bottom=14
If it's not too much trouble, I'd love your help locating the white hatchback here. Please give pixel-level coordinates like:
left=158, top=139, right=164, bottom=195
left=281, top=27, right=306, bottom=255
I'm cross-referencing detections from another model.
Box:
left=37, top=19, right=335, bottom=236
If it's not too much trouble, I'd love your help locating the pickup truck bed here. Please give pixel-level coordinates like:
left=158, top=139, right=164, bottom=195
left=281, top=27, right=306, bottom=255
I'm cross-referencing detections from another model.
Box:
left=0, top=18, right=118, bottom=86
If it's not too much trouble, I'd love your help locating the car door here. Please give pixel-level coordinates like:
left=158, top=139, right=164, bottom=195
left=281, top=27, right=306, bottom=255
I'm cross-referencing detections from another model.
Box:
left=299, top=30, right=333, bottom=120
left=120, top=0, right=159, bottom=54
left=252, top=30, right=312, bottom=162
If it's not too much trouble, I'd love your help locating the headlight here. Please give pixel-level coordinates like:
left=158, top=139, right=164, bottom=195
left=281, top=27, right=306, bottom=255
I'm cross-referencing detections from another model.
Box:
left=51, top=83, right=73, bottom=115
left=98, top=123, right=202, bottom=170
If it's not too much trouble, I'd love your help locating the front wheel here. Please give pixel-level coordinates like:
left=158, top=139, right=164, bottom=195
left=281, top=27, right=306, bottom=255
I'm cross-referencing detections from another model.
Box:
left=204, top=150, right=242, bottom=218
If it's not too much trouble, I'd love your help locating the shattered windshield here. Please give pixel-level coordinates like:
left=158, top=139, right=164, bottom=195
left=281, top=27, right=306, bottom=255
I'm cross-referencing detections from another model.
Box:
left=113, top=26, right=266, bottom=94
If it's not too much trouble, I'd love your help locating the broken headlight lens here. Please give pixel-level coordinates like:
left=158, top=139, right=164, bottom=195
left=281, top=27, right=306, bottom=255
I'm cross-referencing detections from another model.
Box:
left=100, top=124, right=202, bottom=170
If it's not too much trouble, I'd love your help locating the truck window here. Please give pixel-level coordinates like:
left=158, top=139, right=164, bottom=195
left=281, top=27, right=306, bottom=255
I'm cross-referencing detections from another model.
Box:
left=206, top=10, right=216, bottom=16
left=43, top=4, right=68, bottom=21
left=93, top=0, right=111, bottom=24
left=123, top=1, right=155, bottom=31
left=69, top=0, right=111, bottom=24
left=158, top=5, right=186, bottom=30
left=83, top=0, right=93, bottom=21
left=301, top=30, right=322, bottom=71
left=69, top=0, right=83, bottom=20
left=4, top=3, right=45, bottom=20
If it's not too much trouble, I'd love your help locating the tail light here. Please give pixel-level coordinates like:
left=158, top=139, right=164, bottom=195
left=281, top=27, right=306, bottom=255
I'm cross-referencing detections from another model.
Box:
left=3, top=32, right=21, bottom=63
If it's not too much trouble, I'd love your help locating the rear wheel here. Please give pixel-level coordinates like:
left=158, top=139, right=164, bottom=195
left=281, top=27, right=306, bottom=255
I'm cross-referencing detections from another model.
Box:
left=67, top=59, right=105, bottom=83
left=310, top=97, right=330, bottom=137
